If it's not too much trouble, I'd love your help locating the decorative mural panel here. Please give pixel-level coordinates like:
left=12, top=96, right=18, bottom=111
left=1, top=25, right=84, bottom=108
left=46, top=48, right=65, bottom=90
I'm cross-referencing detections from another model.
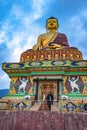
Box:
left=0, top=100, right=32, bottom=111
left=84, top=77, right=87, bottom=93
left=84, top=103, right=87, bottom=111
left=59, top=99, right=87, bottom=112
left=2, top=60, right=87, bottom=69
left=64, top=102, right=77, bottom=112
left=65, top=76, right=84, bottom=94
left=0, top=102, right=8, bottom=110
left=15, top=101, right=27, bottom=110
left=14, top=77, right=31, bottom=94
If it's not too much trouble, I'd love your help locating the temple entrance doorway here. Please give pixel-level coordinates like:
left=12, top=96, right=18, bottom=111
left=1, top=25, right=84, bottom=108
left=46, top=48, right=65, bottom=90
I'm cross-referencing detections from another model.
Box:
left=34, top=78, right=63, bottom=101
left=38, top=80, right=58, bottom=101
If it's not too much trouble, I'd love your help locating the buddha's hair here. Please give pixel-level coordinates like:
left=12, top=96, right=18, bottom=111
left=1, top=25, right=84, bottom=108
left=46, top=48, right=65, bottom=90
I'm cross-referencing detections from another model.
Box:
left=46, top=16, right=59, bottom=29
left=46, top=16, right=58, bottom=23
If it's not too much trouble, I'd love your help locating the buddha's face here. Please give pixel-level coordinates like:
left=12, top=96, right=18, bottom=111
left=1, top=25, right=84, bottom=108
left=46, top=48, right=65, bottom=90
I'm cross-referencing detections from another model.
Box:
left=46, top=18, right=58, bottom=30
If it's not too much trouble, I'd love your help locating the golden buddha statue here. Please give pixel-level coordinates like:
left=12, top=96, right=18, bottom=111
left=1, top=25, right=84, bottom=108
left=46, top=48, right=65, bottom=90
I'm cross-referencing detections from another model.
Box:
left=20, top=17, right=82, bottom=62
left=32, top=17, right=69, bottom=51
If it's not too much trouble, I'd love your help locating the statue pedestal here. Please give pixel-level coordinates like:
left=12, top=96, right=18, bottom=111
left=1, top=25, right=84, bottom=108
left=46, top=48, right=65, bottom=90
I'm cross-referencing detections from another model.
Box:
left=20, top=47, right=83, bottom=62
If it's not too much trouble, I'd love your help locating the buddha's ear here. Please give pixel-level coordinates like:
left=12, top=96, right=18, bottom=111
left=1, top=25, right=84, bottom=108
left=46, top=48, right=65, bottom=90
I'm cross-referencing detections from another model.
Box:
left=46, top=24, right=48, bottom=30
left=57, top=24, right=59, bottom=28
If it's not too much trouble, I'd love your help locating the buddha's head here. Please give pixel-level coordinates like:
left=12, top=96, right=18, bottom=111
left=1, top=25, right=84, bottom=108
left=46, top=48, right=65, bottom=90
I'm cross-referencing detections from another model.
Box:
left=46, top=16, right=59, bottom=31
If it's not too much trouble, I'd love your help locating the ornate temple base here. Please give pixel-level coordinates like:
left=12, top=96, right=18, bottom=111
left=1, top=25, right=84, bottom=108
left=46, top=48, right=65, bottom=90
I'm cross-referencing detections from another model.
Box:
left=1, top=46, right=87, bottom=112
left=20, top=47, right=83, bottom=62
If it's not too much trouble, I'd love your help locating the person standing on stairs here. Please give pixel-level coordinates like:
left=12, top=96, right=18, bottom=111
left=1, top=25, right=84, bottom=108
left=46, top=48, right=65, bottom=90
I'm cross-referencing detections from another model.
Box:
left=47, top=92, right=54, bottom=111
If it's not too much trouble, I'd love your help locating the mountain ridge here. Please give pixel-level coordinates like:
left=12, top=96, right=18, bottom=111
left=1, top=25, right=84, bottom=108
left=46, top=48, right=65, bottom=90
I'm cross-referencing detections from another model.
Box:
left=0, top=89, right=9, bottom=98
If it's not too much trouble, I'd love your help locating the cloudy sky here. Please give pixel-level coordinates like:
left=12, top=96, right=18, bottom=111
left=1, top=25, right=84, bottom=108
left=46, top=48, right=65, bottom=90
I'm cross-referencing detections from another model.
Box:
left=0, top=0, right=87, bottom=90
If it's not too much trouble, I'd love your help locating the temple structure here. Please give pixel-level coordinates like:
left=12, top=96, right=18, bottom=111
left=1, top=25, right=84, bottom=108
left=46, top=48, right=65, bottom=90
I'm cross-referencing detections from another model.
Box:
left=1, top=17, right=87, bottom=112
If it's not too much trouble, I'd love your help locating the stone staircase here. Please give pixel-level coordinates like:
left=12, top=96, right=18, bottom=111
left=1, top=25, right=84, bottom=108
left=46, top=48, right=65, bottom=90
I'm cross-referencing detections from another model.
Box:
left=30, top=101, right=59, bottom=111
left=38, top=101, right=49, bottom=111
left=30, top=102, right=42, bottom=111
left=38, top=101, right=59, bottom=111
left=51, top=102, right=59, bottom=111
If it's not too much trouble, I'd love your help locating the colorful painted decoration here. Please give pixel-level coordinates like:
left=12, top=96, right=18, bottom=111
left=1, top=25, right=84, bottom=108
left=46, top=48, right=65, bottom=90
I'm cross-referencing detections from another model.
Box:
left=64, top=102, right=77, bottom=112
left=65, top=76, right=84, bottom=94
left=84, top=103, right=87, bottom=111
left=15, top=102, right=27, bottom=110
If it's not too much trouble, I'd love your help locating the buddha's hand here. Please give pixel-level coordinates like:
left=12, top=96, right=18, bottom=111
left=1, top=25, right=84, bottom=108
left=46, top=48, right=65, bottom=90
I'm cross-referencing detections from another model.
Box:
left=48, top=43, right=62, bottom=49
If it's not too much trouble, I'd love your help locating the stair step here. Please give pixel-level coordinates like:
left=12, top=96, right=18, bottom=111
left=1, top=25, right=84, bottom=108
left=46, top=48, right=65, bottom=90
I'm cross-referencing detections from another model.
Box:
left=30, top=102, right=42, bottom=111
left=38, top=102, right=50, bottom=111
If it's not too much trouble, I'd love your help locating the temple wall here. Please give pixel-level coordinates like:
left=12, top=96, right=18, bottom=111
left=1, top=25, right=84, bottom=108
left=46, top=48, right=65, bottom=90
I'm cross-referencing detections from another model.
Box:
left=0, top=111, right=87, bottom=130
left=3, top=75, right=87, bottom=112
left=9, top=75, right=87, bottom=95
left=59, top=75, right=87, bottom=112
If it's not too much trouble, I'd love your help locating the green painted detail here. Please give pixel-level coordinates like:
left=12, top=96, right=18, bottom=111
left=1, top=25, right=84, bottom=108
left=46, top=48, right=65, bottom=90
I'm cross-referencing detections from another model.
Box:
left=65, top=71, right=87, bottom=75
left=30, top=93, right=36, bottom=96
left=8, top=73, right=31, bottom=77
left=31, top=71, right=65, bottom=75
left=31, top=71, right=87, bottom=75
left=6, top=71, right=87, bottom=77
left=61, top=94, right=87, bottom=99
left=5, top=93, right=35, bottom=98
left=7, top=93, right=35, bottom=96
left=7, top=94, right=25, bottom=96
left=69, top=94, right=87, bottom=97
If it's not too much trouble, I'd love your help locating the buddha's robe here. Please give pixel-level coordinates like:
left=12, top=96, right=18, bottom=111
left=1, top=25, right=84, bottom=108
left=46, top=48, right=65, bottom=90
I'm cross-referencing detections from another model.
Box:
left=47, top=33, right=69, bottom=49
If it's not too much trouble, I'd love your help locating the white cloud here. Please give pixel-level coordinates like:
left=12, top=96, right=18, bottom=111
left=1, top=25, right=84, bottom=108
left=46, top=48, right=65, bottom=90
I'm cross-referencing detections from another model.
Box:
left=65, top=9, right=87, bottom=48
left=10, top=47, right=23, bottom=62
left=0, top=73, right=8, bottom=81
left=0, top=0, right=51, bottom=89
left=0, top=73, right=10, bottom=89
left=32, top=0, right=49, bottom=19
left=60, top=9, right=87, bottom=60
left=0, top=0, right=50, bottom=61
left=69, top=16, right=87, bottom=44
left=53, top=10, right=87, bottom=59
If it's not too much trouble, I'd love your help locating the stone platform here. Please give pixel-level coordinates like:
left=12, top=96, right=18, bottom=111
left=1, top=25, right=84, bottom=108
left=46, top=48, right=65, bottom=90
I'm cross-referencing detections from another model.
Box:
left=0, top=111, right=87, bottom=130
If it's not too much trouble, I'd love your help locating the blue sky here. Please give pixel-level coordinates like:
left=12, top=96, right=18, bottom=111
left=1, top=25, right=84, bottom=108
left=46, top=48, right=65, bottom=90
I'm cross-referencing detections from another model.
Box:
left=0, top=0, right=87, bottom=90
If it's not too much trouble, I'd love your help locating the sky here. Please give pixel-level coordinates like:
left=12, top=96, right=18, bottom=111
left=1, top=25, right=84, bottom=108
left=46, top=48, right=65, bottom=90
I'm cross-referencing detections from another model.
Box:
left=0, top=0, right=87, bottom=90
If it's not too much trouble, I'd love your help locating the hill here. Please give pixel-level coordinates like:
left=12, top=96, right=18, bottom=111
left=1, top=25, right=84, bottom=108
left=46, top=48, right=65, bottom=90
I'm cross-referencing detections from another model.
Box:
left=0, top=89, right=9, bottom=98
